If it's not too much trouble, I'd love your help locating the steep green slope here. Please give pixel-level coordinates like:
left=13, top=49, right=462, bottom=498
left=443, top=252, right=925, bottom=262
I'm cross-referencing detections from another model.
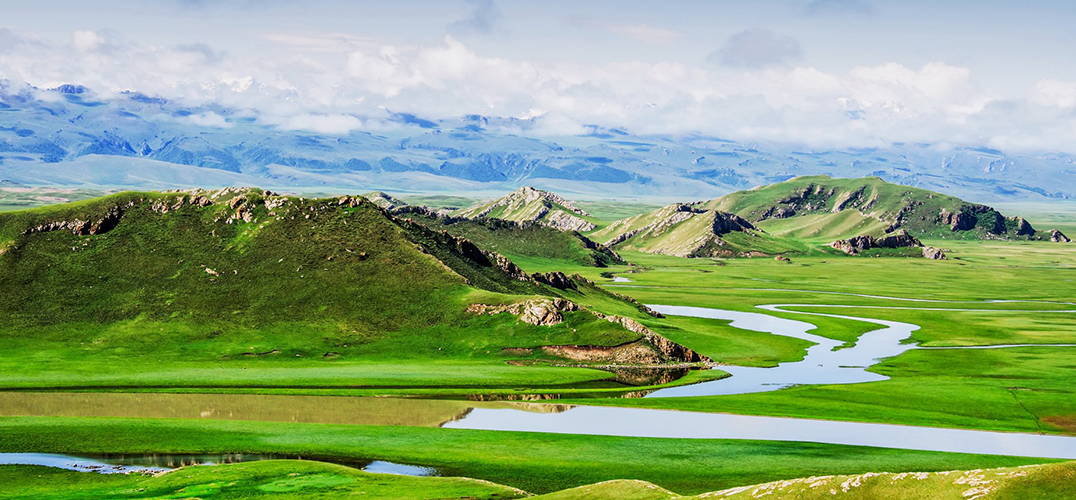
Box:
left=593, top=203, right=807, bottom=258
left=706, top=175, right=1040, bottom=242
left=456, top=186, right=601, bottom=232
left=402, top=212, right=623, bottom=268
left=0, top=189, right=700, bottom=390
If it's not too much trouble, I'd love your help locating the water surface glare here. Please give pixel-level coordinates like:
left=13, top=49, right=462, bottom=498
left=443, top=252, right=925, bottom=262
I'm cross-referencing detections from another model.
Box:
left=443, top=406, right=1076, bottom=459
left=644, top=304, right=919, bottom=397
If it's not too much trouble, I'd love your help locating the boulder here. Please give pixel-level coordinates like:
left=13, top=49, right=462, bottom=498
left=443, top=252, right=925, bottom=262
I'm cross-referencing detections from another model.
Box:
left=532, top=271, right=577, bottom=290
left=922, top=247, right=947, bottom=260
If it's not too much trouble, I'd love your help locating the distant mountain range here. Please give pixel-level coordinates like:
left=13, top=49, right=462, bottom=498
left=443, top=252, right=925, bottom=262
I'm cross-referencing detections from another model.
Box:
left=1, top=81, right=1075, bottom=202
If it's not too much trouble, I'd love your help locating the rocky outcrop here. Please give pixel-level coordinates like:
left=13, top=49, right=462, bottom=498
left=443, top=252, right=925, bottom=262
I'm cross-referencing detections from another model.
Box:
left=598, top=203, right=760, bottom=258
left=939, top=207, right=978, bottom=231
left=22, top=205, right=123, bottom=236
left=531, top=271, right=577, bottom=290
left=457, top=186, right=595, bottom=232
left=543, top=209, right=595, bottom=232
left=830, top=231, right=922, bottom=255
left=589, top=312, right=710, bottom=363
left=922, top=246, right=947, bottom=260
left=364, top=191, right=407, bottom=211
left=1011, top=217, right=1036, bottom=236
left=467, top=298, right=579, bottom=326
left=1050, top=229, right=1071, bottom=243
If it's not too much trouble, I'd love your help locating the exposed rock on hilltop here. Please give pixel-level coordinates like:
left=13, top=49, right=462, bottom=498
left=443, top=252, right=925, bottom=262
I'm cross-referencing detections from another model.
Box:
left=456, top=186, right=596, bottom=232
left=708, top=176, right=1042, bottom=241
left=395, top=199, right=622, bottom=267
left=363, top=191, right=408, bottom=211
left=830, top=232, right=921, bottom=255
left=1050, top=229, right=1071, bottom=243
left=595, top=203, right=794, bottom=258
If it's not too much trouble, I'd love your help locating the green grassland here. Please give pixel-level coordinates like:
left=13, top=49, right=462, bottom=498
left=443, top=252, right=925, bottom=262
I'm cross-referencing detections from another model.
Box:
left=0, top=190, right=694, bottom=394
left=2, top=190, right=1075, bottom=499
left=0, top=417, right=1054, bottom=495
left=5, top=460, right=1072, bottom=499
left=0, top=187, right=114, bottom=213
left=548, top=239, right=1076, bottom=434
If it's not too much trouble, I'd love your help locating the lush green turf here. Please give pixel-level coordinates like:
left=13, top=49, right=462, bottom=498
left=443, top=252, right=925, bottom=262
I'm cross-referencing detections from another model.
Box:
left=4, top=460, right=1074, bottom=500
left=553, top=242, right=1076, bottom=434
left=0, top=461, right=524, bottom=500
left=0, top=417, right=1052, bottom=495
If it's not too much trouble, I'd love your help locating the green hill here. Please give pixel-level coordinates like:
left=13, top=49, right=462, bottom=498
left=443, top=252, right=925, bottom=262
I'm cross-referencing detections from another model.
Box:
left=593, top=203, right=807, bottom=258
left=402, top=211, right=623, bottom=268
left=455, top=186, right=600, bottom=232
left=0, top=188, right=701, bottom=391
left=706, top=175, right=1039, bottom=242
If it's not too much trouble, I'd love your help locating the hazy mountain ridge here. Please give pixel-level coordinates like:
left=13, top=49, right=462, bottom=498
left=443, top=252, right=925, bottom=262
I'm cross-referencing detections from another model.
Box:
left=1, top=82, right=1074, bottom=201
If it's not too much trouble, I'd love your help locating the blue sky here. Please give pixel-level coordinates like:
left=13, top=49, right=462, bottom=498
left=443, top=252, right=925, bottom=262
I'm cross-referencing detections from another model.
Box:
left=4, top=0, right=1076, bottom=150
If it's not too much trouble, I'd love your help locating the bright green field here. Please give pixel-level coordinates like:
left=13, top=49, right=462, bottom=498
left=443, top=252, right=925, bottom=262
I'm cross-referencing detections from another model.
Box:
left=0, top=417, right=1053, bottom=495
left=4, top=460, right=1074, bottom=499
left=2, top=194, right=1075, bottom=498
left=546, top=238, right=1076, bottom=435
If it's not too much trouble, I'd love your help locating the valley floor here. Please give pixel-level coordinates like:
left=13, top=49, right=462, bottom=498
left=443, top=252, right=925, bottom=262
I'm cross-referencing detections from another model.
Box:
left=2, top=209, right=1074, bottom=498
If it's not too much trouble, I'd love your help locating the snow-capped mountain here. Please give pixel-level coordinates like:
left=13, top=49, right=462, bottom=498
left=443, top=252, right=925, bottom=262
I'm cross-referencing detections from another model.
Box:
left=1, top=81, right=1073, bottom=202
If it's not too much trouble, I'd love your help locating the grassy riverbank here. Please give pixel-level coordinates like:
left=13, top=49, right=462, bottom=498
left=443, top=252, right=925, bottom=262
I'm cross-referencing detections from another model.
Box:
left=546, top=240, right=1076, bottom=434
left=4, top=460, right=1074, bottom=499
left=0, top=417, right=1054, bottom=495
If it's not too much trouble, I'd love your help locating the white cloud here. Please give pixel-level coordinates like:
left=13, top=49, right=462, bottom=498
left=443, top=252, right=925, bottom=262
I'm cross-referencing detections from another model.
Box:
left=1031, top=79, right=1076, bottom=108
left=72, top=30, right=106, bottom=52
left=275, top=113, right=363, bottom=134
left=2, top=28, right=1076, bottom=151
left=185, top=111, right=233, bottom=128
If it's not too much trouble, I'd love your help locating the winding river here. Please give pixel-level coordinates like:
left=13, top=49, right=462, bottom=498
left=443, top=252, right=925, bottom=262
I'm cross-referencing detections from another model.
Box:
left=3, top=299, right=1076, bottom=469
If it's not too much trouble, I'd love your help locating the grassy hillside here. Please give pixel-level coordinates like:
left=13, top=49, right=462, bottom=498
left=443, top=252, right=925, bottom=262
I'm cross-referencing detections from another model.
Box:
left=593, top=203, right=808, bottom=258
left=707, top=175, right=1041, bottom=242
left=403, top=212, right=623, bottom=268
left=0, top=189, right=696, bottom=392
left=456, top=186, right=602, bottom=232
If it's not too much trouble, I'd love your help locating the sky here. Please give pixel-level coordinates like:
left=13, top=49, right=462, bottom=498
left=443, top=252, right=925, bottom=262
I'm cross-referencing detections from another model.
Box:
left=3, top=0, right=1076, bottom=151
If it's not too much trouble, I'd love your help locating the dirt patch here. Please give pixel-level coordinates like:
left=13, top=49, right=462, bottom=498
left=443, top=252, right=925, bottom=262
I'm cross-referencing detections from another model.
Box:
left=1042, top=415, right=1076, bottom=433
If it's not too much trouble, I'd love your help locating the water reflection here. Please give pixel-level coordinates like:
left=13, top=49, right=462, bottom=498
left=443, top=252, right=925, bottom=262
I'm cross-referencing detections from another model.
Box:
left=0, top=452, right=441, bottom=477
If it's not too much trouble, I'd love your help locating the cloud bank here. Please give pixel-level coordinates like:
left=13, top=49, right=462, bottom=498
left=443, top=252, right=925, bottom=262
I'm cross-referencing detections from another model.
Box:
left=1, top=26, right=1075, bottom=152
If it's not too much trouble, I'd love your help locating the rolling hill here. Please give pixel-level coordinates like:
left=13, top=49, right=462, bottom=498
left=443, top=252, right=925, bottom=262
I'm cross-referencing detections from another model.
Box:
left=706, top=176, right=1040, bottom=242
left=0, top=189, right=703, bottom=385
left=592, top=203, right=806, bottom=258
left=455, top=186, right=599, bottom=232
left=592, top=176, right=1061, bottom=259
left=361, top=188, right=622, bottom=267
